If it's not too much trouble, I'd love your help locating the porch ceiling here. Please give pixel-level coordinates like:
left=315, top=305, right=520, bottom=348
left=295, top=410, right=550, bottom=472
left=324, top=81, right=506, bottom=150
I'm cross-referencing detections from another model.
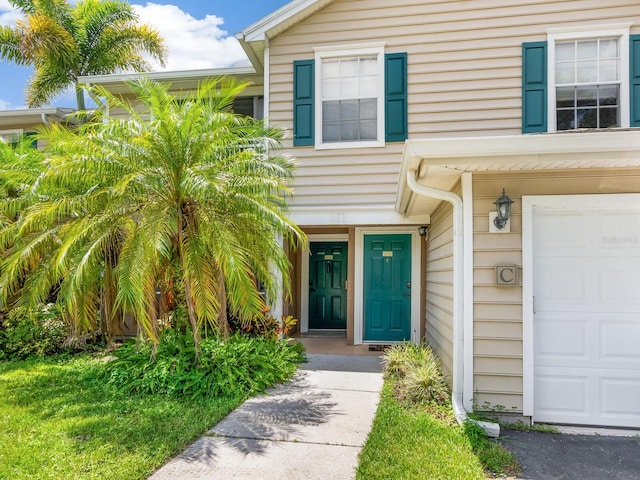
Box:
left=396, top=130, right=640, bottom=218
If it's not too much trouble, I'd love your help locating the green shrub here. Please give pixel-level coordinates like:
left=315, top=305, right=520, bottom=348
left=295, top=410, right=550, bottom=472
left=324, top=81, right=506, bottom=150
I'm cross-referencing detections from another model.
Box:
left=0, top=304, right=67, bottom=359
left=382, top=343, right=450, bottom=406
left=102, top=330, right=305, bottom=399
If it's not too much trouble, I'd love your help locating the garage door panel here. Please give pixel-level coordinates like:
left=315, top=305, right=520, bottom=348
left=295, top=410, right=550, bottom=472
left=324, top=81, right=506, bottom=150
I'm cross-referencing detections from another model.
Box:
left=535, top=214, right=589, bottom=250
left=600, top=213, right=640, bottom=248
left=601, top=322, right=640, bottom=362
left=601, top=377, right=640, bottom=418
left=600, top=265, right=640, bottom=306
left=536, top=264, right=586, bottom=301
left=535, top=319, right=587, bottom=359
left=534, top=373, right=588, bottom=416
left=533, top=205, right=640, bottom=428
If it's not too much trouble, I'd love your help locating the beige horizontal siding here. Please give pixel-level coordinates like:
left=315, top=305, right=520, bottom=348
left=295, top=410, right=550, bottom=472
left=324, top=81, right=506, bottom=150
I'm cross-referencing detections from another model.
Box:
left=425, top=200, right=455, bottom=378
left=471, top=168, right=640, bottom=412
left=270, top=0, right=639, bottom=209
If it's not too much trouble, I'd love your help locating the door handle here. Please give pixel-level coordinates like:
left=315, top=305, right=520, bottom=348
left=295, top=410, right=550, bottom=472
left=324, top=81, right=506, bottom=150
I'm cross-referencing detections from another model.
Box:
left=310, top=288, right=316, bottom=292
left=404, top=293, right=411, bottom=297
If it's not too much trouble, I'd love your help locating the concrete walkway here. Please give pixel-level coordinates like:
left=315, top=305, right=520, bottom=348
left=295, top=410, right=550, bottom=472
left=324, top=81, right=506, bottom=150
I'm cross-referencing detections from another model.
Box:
left=149, top=354, right=384, bottom=480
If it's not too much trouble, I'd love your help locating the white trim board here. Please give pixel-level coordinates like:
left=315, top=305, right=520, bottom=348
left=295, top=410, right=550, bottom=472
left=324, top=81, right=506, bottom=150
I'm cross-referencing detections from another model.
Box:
left=521, top=193, right=640, bottom=418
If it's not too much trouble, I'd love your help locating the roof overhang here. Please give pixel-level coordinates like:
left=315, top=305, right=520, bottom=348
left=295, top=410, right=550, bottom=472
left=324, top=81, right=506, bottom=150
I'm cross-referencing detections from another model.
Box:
left=236, top=0, right=334, bottom=72
left=396, top=130, right=640, bottom=218
left=78, top=67, right=263, bottom=97
left=0, top=107, right=76, bottom=128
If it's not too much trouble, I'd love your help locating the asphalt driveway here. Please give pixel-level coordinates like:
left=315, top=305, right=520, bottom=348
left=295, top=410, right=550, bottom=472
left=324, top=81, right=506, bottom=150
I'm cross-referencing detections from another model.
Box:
left=498, top=429, right=640, bottom=480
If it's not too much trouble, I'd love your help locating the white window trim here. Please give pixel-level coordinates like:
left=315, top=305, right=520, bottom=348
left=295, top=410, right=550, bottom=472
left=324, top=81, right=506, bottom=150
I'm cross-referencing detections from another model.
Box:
left=314, top=42, right=386, bottom=150
left=547, top=24, right=631, bottom=132
left=0, top=129, right=23, bottom=143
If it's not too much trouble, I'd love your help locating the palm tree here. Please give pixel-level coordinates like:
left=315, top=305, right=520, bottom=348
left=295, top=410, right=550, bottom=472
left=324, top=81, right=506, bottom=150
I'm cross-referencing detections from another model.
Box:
left=0, top=78, right=305, bottom=348
left=0, top=0, right=166, bottom=109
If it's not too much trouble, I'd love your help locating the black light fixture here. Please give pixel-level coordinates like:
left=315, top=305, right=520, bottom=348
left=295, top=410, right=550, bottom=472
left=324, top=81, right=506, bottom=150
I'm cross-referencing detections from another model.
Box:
left=493, top=189, right=514, bottom=230
left=418, top=226, right=428, bottom=237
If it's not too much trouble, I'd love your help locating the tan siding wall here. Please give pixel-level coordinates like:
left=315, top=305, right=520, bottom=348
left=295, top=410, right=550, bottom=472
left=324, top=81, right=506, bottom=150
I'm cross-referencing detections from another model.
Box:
left=425, top=199, right=454, bottom=378
left=270, top=0, right=639, bottom=209
left=472, top=168, right=640, bottom=412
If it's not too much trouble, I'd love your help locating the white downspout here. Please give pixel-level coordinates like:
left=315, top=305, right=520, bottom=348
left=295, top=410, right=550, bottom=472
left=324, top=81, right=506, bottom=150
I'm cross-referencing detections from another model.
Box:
left=406, top=170, right=499, bottom=437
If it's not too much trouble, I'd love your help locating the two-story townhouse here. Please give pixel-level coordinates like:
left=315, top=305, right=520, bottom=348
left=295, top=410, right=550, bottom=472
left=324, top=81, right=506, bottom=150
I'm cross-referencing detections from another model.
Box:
left=234, top=0, right=640, bottom=429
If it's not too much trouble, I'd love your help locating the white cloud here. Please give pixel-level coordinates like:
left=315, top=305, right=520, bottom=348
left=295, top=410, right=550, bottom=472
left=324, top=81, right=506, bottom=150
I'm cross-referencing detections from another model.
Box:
left=133, top=3, right=250, bottom=71
left=0, top=0, right=20, bottom=26
left=0, top=97, right=22, bottom=110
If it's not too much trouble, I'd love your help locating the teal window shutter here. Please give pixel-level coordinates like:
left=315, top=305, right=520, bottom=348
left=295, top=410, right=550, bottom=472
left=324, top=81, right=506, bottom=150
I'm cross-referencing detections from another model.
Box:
left=293, top=59, right=314, bottom=146
left=385, top=52, right=408, bottom=142
left=522, top=41, right=547, bottom=133
left=630, top=35, right=640, bottom=127
left=24, top=131, right=37, bottom=148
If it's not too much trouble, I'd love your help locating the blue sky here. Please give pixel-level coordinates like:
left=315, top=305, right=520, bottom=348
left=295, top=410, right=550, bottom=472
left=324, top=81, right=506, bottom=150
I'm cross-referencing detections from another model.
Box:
left=0, top=0, right=290, bottom=109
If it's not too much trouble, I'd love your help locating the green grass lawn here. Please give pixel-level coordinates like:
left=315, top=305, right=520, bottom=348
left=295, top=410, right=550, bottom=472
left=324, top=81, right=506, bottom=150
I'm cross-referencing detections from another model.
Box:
left=357, top=343, right=519, bottom=480
left=357, top=384, right=489, bottom=480
left=0, top=355, right=245, bottom=480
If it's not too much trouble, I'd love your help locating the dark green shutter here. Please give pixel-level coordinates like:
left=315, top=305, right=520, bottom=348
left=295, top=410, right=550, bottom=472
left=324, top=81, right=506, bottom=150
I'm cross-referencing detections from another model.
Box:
left=385, top=52, right=408, bottom=142
left=522, top=41, right=547, bottom=133
left=293, top=59, right=314, bottom=146
left=631, top=35, right=640, bottom=127
left=24, top=131, right=37, bottom=148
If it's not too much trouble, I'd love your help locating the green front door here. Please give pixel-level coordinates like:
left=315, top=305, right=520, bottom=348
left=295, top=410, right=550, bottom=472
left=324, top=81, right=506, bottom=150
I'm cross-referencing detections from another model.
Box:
left=309, top=242, right=348, bottom=329
left=363, top=234, right=412, bottom=342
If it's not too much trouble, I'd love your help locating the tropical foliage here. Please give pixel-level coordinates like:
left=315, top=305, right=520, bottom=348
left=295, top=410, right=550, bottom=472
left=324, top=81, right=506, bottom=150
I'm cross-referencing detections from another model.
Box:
left=0, top=0, right=166, bottom=108
left=0, top=78, right=305, bottom=349
left=102, top=330, right=305, bottom=399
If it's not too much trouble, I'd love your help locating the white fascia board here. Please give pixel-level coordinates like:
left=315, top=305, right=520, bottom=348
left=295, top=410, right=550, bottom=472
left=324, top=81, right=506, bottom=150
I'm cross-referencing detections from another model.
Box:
left=78, top=66, right=257, bottom=85
left=396, top=130, right=640, bottom=216
left=290, top=205, right=429, bottom=226
left=240, top=0, right=333, bottom=42
left=406, top=131, right=640, bottom=160
left=0, top=107, right=73, bottom=118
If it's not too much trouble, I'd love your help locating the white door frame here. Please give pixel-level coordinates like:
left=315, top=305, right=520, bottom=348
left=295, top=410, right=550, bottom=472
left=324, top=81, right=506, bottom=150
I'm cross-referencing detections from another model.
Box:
left=300, top=234, right=349, bottom=333
left=354, top=227, right=421, bottom=345
left=522, top=193, right=640, bottom=418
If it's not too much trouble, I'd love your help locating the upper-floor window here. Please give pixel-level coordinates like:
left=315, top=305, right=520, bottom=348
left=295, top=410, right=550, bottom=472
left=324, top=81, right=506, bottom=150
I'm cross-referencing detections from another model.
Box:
left=293, top=46, right=407, bottom=147
left=523, top=25, right=637, bottom=134
left=547, top=24, right=631, bottom=132
left=315, top=44, right=385, bottom=149
left=555, top=38, right=620, bottom=130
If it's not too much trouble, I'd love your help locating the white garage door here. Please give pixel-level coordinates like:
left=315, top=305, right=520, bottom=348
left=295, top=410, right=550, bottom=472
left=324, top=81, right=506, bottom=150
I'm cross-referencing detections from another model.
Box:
left=533, top=205, right=640, bottom=428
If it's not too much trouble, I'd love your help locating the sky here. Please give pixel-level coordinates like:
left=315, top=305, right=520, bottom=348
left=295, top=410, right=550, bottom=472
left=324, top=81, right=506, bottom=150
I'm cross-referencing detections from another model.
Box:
left=0, top=0, right=291, bottom=109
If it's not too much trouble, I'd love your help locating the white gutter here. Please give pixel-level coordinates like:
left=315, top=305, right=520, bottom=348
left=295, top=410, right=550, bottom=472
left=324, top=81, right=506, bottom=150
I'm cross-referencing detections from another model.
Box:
left=406, top=170, right=499, bottom=438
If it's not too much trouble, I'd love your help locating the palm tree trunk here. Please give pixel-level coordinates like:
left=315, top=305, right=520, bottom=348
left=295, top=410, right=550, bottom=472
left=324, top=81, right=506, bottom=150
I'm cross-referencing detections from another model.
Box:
left=217, top=268, right=230, bottom=337
left=75, top=83, right=86, bottom=111
left=177, top=215, right=200, bottom=351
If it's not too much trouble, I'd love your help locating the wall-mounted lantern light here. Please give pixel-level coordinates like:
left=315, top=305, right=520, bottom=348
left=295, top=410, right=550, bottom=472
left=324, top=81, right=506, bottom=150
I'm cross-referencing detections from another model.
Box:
left=493, top=189, right=514, bottom=231
left=418, top=226, right=428, bottom=238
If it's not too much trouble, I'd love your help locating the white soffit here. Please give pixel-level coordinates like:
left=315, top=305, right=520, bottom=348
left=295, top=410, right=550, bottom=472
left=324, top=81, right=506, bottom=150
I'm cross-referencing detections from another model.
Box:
left=236, top=0, right=334, bottom=72
left=239, top=0, right=334, bottom=42
left=396, top=131, right=640, bottom=216
left=0, top=108, right=76, bottom=127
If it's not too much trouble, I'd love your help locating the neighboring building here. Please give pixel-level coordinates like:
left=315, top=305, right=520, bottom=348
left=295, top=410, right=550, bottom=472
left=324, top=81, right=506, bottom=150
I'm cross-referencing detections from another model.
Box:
left=78, top=67, right=265, bottom=120
left=232, top=0, right=640, bottom=429
left=0, top=108, right=75, bottom=148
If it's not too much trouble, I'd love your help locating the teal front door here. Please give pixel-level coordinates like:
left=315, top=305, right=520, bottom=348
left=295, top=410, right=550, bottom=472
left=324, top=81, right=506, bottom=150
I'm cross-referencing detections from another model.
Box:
left=309, top=242, right=348, bottom=329
left=363, top=234, right=411, bottom=342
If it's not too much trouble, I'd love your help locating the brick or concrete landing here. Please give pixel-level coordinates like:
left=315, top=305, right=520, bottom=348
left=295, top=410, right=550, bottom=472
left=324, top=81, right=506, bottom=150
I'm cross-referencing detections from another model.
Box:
left=148, top=354, right=383, bottom=480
